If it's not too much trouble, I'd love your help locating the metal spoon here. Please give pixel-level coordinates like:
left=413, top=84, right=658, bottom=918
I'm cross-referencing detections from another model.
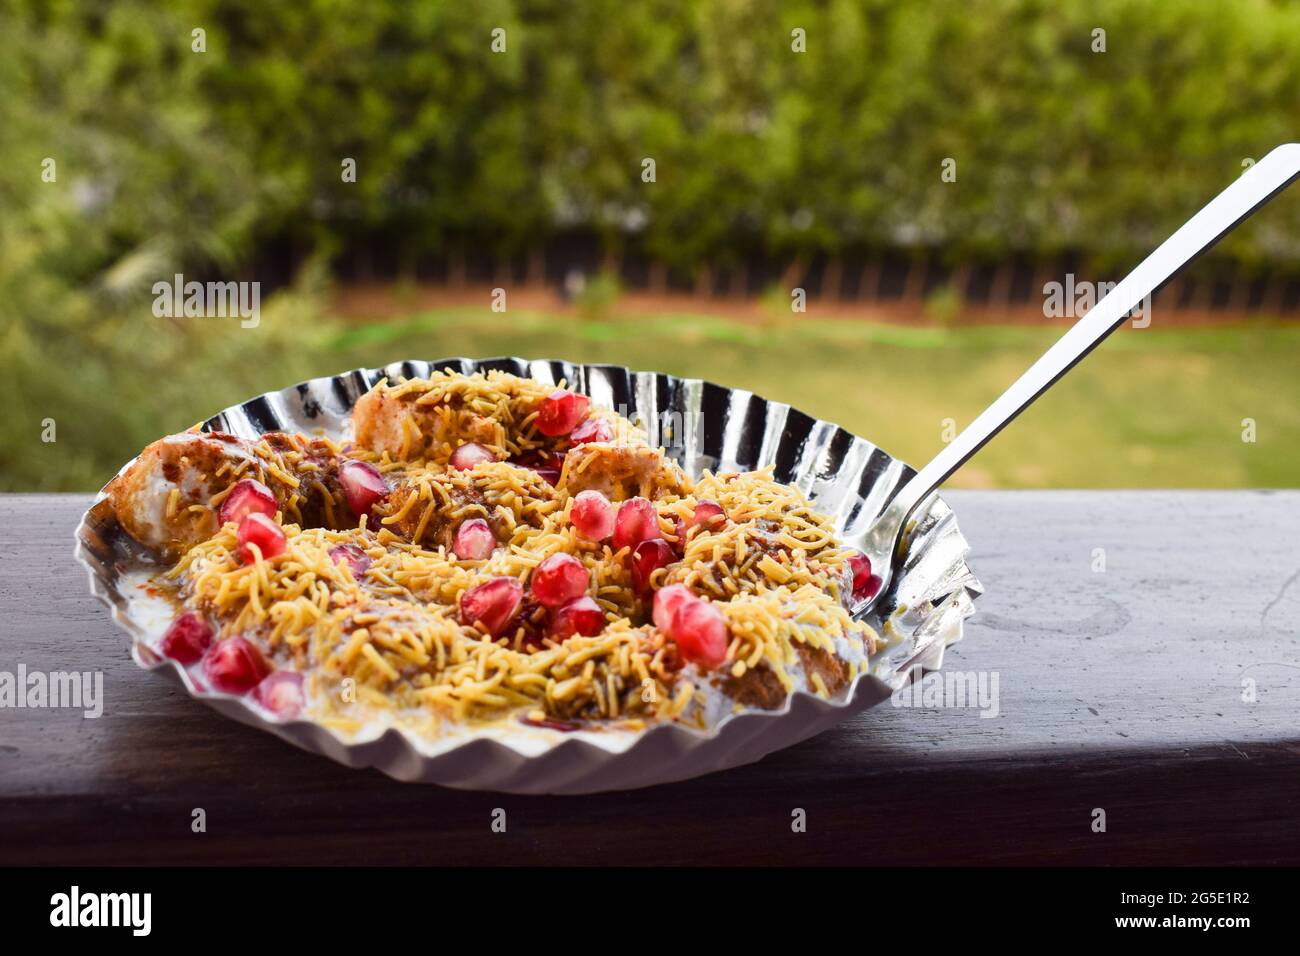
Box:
left=853, top=143, right=1300, bottom=616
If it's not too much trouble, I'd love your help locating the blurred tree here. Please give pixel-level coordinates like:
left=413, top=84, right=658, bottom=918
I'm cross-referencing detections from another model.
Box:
left=6, top=0, right=1300, bottom=492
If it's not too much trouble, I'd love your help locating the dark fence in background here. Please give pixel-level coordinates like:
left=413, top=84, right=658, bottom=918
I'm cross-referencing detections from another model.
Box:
left=308, top=235, right=1300, bottom=317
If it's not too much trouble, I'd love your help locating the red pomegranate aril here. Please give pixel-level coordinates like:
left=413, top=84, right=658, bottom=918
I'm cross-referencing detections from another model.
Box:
left=569, top=416, right=613, bottom=445
left=631, top=539, right=675, bottom=593
left=672, top=599, right=730, bottom=669
left=459, top=577, right=523, bottom=637
left=237, top=512, right=287, bottom=563
left=255, top=671, right=304, bottom=719
left=449, top=442, right=497, bottom=471
left=203, top=636, right=270, bottom=694
left=339, top=459, right=388, bottom=518
left=513, top=450, right=563, bottom=468
left=691, top=499, right=727, bottom=532
left=452, top=518, right=496, bottom=560
left=612, top=497, right=661, bottom=551
left=550, top=596, right=606, bottom=639
left=652, top=584, right=696, bottom=633
left=858, top=573, right=883, bottom=602
left=160, top=612, right=213, bottom=665
left=847, top=551, right=874, bottom=599
left=328, top=544, right=371, bottom=577
left=536, top=389, right=590, bottom=437
left=570, top=490, right=615, bottom=541
left=218, top=478, right=277, bottom=526
left=531, top=553, right=589, bottom=607
left=511, top=451, right=564, bottom=486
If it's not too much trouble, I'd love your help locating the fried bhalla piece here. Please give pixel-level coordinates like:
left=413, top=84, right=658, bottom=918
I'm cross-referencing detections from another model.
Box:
left=106, top=431, right=350, bottom=558
left=560, top=442, right=689, bottom=501
left=352, top=370, right=561, bottom=462
left=353, top=385, right=505, bottom=460
left=350, top=370, right=667, bottom=481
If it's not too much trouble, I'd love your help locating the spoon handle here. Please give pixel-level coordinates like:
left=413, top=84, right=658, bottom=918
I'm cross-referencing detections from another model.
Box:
left=887, top=143, right=1300, bottom=536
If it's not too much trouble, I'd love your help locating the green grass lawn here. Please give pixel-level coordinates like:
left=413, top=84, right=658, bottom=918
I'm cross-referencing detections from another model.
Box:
left=327, top=309, right=1300, bottom=489
left=7, top=306, right=1300, bottom=491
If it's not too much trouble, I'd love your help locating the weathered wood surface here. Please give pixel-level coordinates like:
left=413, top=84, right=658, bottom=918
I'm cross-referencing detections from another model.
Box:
left=2, top=491, right=1298, bottom=865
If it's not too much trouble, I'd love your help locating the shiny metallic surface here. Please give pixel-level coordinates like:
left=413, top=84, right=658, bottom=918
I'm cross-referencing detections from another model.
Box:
left=75, top=358, right=982, bottom=793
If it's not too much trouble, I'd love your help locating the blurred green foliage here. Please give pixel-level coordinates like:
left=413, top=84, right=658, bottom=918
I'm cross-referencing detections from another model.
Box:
left=3, top=0, right=1300, bottom=490
left=10, top=0, right=1300, bottom=271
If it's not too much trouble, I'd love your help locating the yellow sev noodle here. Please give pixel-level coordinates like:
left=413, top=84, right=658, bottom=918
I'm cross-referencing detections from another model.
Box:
left=162, top=370, right=880, bottom=734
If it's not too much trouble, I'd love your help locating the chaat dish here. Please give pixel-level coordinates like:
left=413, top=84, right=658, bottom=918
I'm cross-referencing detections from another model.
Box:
left=106, top=370, right=884, bottom=739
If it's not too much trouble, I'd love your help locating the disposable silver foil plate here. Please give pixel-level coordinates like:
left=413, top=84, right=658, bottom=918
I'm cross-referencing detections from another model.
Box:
left=74, top=357, right=982, bottom=793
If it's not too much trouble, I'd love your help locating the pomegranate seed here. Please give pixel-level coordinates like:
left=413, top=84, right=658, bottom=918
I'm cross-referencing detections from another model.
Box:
left=847, top=551, right=874, bottom=599
left=452, top=518, right=496, bottom=560
left=550, top=596, right=606, bottom=639
left=858, top=574, right=882, bottom=602
left=652, top=584, right=696, bottom=633
left=631, top=539, right=675, bottom=592
left=672, top=599, right=729, bottom=669
left=203, top=636, right=270, bottom=694
left=459, top=577, right=523, bottom=637
left=570, top=490, right=615, bottom=541
left=328, top=544, right=371, bottom=577
left=237, top=512, right=286, bottom=563
left=531, top=553, right=589, bottom=607
left=533, top=465, right=562, bottom=485
left=512, top=450, right=565, bottom=485
left=569, top=416, right=613, bottom=445
left=255, top=671, right=304, bottom=719
left=536, top=389, right=590, bottom=437
left=612, top=497, right=661, bottom=551
left=160, top=612, right=213, bottom=664
left=512, top=449, right=563, bottom=468
left=545, top=460, right=566, bottom=484
left=692, top=499, right=727, bottom=532
left=339, top=459, right=388, bottom=519
left=449, top=442, right=497, bottom=471
left=218, top=478, right=277, bottom=526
